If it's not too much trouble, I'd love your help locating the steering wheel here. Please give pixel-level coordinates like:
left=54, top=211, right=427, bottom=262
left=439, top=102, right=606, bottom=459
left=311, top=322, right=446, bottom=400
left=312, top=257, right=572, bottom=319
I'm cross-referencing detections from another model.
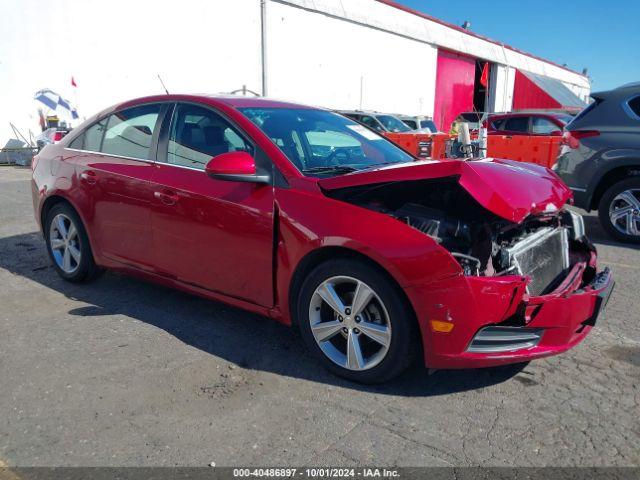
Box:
left=324, top=147, right=351, bottom=166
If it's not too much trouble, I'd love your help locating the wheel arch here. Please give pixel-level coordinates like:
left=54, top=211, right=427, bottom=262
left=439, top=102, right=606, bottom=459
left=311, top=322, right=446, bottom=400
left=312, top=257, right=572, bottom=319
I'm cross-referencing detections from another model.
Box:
left=40, top=194, right=97, bottom=256
left=287, top=246, right=419, bottom=333
left=40, top=195, right=74, bottom=233
left=589, top=162, right=640, bottom=210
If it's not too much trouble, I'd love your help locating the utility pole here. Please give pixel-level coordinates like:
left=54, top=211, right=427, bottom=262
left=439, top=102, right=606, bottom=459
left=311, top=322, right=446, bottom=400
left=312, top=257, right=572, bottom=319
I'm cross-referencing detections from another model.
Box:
left=260, top=0, right=268, bottom=97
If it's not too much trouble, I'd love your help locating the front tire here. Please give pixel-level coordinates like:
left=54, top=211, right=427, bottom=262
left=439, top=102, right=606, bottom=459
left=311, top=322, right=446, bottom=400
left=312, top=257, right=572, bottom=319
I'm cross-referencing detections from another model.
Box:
left=44, top=203, right=101, bottom=282
left=598, top=178, right=640, bottom=244
left=296, top=258, right=418, bottom=384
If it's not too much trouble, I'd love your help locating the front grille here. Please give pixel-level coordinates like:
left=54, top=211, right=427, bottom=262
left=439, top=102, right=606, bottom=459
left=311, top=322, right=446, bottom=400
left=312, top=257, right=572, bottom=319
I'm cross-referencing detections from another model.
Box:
left=467, top=326, right=543, bottom=353
left=503, top=227, right=570, bottom=296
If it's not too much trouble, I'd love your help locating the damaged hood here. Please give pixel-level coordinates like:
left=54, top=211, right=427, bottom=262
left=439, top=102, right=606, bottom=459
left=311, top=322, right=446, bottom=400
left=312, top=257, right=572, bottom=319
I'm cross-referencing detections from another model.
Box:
left=318, top=159, right=572, bottom=224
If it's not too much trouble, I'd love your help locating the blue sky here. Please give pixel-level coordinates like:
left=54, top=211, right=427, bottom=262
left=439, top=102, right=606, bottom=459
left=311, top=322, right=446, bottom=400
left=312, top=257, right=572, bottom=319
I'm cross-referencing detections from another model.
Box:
left=397, top=0, right=639, bottom=91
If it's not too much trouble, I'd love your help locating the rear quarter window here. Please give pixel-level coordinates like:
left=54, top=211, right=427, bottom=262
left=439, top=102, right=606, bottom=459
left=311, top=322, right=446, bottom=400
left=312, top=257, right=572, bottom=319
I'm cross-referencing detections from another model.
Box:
left=68, top=119, right=107, bottom=151
left=627, top=96, right=640, bottom=119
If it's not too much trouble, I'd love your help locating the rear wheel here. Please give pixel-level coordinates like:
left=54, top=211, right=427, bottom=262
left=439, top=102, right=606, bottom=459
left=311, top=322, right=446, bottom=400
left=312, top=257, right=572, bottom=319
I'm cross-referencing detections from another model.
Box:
left=598, top=178, right=640, bottom=244
left=45, top=203, right=101, bottom=282
left=296, top=259, right=418, bottom=384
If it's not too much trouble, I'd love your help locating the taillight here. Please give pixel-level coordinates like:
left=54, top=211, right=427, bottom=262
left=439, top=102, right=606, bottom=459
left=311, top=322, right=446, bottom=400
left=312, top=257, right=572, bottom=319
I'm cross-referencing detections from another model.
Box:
left=562, top=130, right=600, bottom=149
left=52, top=131, right=66, bottom=142
left=417, top=141, right=431, bottom=158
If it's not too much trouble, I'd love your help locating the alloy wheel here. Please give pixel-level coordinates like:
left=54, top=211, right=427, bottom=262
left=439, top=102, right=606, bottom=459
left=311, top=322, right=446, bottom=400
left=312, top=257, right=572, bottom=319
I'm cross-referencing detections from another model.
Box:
left=308, top=276, right=392, bottom=371
left=609, top=189, right=640, bottom=237
left=49, top=213, right=81, bottom=274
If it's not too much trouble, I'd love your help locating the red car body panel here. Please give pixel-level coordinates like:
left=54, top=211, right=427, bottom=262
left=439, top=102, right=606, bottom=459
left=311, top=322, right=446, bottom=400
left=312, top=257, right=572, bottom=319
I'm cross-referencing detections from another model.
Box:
left=31, top=94, right=612, bottom=370
left=380, top=131, right=432, bottom=158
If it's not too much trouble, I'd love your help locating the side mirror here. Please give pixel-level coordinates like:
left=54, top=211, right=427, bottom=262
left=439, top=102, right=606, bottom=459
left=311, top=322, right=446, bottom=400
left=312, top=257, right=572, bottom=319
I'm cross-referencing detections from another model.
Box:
left=550, top=130, right=563, bottom=137
left=205, top=151, right=270, bottom=184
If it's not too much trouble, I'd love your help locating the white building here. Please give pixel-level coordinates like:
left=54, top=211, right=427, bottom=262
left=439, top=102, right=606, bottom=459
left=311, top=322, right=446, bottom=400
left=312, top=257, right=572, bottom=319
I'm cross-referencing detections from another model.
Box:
left=0, top=0, right=590, bottom=144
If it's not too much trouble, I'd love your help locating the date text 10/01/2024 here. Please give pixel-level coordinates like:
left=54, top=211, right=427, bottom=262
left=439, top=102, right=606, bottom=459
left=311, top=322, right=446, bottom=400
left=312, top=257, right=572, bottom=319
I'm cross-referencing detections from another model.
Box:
left=232, top=468, right=400, bottom=478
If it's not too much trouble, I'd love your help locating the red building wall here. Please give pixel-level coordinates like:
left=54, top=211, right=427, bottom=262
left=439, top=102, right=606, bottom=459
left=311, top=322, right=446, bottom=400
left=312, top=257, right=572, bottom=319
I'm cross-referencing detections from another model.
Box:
left=433, top=50, right=475, bottom=132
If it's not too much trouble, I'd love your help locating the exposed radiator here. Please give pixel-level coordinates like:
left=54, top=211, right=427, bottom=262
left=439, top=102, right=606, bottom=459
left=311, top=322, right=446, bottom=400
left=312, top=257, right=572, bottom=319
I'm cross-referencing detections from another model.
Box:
left=503, top=227, right=570, bottom=296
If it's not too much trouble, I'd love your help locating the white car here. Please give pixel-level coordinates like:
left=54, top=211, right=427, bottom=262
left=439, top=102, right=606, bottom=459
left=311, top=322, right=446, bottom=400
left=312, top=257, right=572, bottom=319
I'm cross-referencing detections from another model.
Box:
left=397, top=115, right=439, bottom=133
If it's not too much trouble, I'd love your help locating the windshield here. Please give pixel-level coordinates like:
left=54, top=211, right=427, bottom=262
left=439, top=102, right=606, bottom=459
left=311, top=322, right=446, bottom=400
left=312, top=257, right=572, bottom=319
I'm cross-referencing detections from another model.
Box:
left=420, top=120, right=438, bottom=132
left=239, top=108, right=414, bottom=176
left=376, top=115, right=412, bottom=133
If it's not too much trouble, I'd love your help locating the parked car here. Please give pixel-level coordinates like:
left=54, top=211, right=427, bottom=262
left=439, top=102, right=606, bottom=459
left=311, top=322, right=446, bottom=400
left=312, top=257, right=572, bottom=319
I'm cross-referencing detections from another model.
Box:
left=35, top=127, right=70, bottom=151
left=457, top=112, right=487, bottom=133
left=397, top=115, right=438, bottom=133
left=487, top=111, right=573, bottom=136
left=555, top=83, right=640, bottom=243
left=32, top=94, right=613, bottom=383
left=339, top=110, right=431, bottom=158
left=485, top=111, right=574, bottom=167
left=340, top=110, right=412, bottom=133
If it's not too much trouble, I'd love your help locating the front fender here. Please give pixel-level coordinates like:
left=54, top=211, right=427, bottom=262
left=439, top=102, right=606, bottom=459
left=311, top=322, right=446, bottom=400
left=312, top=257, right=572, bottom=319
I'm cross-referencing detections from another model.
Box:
left=273, top=187, right=461, bottom=324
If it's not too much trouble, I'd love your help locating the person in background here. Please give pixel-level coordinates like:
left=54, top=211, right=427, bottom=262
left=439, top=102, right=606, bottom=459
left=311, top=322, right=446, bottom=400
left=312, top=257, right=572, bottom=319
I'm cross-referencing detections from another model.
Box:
left=449, top=115, right=463, bottom=136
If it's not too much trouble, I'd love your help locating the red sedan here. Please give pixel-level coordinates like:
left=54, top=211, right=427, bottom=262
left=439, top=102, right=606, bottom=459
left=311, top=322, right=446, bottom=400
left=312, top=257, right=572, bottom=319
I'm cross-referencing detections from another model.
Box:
left=485, top=112, right=574, bottom=167
left=31, top=95, right=613, bottom=383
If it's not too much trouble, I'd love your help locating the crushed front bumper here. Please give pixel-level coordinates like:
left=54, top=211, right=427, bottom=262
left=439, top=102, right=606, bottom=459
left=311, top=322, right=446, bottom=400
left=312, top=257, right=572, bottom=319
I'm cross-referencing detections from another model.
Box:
left=408, top=261, right=614, bottom=369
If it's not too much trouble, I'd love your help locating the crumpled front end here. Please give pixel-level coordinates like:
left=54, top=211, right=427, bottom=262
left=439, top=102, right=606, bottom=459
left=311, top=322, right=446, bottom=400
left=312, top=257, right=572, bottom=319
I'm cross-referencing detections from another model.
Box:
left=401, top=204, right=615, bottom=369
left=407, top=256, right=613, bottom=369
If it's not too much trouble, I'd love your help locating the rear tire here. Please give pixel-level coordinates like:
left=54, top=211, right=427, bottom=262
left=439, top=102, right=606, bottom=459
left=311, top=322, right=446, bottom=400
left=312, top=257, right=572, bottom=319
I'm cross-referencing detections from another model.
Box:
left=598, top=178, right=640, bottom=244
left=296, top=258, right=418, bottom=384
left=44, top=203, right=102, bottom=282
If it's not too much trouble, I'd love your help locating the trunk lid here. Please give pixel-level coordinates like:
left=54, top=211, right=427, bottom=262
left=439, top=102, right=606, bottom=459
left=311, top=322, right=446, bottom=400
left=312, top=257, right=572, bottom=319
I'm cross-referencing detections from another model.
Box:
left=317, top=159, right=572, bottom=224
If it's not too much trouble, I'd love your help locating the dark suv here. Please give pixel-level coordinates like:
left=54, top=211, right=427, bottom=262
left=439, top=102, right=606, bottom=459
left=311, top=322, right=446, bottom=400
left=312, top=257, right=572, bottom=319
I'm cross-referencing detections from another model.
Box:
left=555, top=83, right=640, bottom=243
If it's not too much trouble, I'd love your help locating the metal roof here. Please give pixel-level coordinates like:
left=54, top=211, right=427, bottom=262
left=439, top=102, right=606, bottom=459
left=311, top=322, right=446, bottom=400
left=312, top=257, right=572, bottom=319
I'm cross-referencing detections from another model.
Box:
left=521, top=71, right=587, bottom=109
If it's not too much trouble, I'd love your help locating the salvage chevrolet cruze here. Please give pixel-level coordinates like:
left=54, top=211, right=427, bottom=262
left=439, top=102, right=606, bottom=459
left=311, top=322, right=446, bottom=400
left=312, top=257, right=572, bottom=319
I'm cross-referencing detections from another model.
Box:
left=31, top=95, right=614, bottom=383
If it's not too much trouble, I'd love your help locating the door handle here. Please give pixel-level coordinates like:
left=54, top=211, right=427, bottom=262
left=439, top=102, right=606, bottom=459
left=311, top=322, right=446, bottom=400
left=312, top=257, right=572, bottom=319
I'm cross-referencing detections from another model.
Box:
left=154, top=191, right=179, bottom=206
left=79, top=171, right=97, bottom=185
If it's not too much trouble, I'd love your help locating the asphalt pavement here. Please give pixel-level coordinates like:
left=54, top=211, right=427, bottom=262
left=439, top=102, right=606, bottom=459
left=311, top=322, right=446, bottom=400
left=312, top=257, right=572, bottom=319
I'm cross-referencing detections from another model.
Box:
left=0, top=166, right=638, bottom=467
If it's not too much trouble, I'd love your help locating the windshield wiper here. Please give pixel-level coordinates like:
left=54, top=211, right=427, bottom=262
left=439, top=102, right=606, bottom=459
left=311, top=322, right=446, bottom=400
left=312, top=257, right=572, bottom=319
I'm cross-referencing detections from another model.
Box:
left=301, top=165, right=359, bottom=174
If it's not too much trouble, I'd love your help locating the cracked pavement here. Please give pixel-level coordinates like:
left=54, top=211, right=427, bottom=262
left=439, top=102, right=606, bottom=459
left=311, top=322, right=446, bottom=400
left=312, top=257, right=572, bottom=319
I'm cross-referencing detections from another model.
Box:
left=0, top=166, right=638, bottom=466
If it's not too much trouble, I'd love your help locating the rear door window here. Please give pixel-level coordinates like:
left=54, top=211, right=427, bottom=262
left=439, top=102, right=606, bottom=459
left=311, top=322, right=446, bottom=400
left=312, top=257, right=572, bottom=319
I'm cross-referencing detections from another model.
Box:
left=503, top=117, right=529, bottom=133
left=491, top=118, right=507, bottom=131
left=101, top=104, right=161, bottom=159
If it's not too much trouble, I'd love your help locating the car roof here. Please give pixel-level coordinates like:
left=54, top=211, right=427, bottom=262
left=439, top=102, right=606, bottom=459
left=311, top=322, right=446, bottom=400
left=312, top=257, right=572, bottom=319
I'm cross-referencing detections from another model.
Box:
left=339, top=110, right=395, bottom=117
left=592, top=83, right=640, bottom=100
left=115, top=94, right=317, bottom=111
left=490, top=111, right=570, bottom=119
